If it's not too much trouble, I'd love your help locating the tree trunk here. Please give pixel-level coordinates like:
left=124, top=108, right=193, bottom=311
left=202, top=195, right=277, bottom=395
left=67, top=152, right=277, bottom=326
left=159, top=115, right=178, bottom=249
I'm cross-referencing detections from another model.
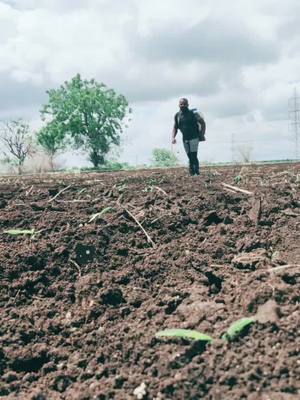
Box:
left=50, top=154, right=54, bottom=171
left=90, top=150, right=104, bottom=168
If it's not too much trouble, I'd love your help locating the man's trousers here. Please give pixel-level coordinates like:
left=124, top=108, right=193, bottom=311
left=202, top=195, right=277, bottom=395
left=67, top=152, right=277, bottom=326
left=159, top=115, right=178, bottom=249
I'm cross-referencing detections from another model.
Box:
left=183, top=138, right=200, bottom=175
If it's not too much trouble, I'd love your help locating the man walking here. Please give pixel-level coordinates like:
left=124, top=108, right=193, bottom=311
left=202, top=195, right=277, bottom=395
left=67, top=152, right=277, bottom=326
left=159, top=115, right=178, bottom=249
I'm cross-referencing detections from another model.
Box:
left=172, top=98, right=206, bottom=176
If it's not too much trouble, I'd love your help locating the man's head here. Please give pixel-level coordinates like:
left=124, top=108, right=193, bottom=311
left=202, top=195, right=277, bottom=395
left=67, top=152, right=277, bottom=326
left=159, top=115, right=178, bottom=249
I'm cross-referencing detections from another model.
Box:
left=179, top=98, right=189, bottom=111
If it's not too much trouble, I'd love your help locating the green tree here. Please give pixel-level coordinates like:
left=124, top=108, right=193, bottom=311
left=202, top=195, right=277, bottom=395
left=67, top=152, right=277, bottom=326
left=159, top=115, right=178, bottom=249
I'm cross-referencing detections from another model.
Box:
left=151, top=148, right=179, bottom=167
left=40, top=74, right=130, bottom=167
left=0, top=119, right=34, bottom=175
left=36, top=121, right=66, bottom=170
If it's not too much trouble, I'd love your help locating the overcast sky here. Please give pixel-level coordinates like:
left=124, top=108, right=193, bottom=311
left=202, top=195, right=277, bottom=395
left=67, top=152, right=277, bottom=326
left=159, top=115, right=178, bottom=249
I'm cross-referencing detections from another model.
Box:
left=0, top=0, right=300, bottom=167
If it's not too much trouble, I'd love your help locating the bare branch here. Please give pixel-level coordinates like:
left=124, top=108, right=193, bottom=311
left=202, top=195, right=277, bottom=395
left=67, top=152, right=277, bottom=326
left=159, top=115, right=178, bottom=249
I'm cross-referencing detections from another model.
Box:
left=0, top=119, right=34, bottom=174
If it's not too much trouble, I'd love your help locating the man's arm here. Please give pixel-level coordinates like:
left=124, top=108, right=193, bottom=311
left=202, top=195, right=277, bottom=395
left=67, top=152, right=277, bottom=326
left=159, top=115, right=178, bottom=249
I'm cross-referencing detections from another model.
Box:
left=172, top=113, right=179, bottom=144
left=172, top=126, right=178, bottom=144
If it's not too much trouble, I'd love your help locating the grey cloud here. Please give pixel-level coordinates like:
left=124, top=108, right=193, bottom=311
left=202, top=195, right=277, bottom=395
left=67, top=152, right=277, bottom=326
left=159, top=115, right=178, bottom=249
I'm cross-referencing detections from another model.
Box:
left=209, top=84, right=289, bottom=121
left=260, top=0, right=300, bottom=17
left=132, top=17, right=279, bottom=66
left=211, top=100, right=250, bottom=119
left=277, top=16, right=300, bottom=44
left=39, top=62, right=245, bottom=114
left=118, top=69, right=221, bottom=103
left=3, top=0, right=136, bottom=13
left=261, top=100, right=290, bottom=122
left=0, top=0, right=292, bottom=157
left=2, top=0, right=86, bottom=11
left=110, top=58, right=248, bottom=105
left=0, top=73, right=47, bottom=114
left=204, top=91, right=256, bottom=119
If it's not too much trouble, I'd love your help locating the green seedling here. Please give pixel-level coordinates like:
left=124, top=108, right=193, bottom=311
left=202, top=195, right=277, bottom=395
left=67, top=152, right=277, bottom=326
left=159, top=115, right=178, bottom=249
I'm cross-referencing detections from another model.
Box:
left=142, top=186, right=155, bottom=193
left=234, top=175, right=242, bottom=184
left=155, top=329, right=213, bottom=342
left=222, top=317, right=255, bottom=341
left=147, top=178, right=159, bottom=185
left=89, top=207, right=112, bottom=223
left=156, top=317, right=256, bottom=344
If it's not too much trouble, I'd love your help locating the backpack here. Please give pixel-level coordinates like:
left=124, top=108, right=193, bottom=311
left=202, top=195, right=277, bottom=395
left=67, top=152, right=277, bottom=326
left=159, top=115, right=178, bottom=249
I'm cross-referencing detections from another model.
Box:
left=191, top=108, right=206, bottom=142
left=177, top=108, right=206, bottom=142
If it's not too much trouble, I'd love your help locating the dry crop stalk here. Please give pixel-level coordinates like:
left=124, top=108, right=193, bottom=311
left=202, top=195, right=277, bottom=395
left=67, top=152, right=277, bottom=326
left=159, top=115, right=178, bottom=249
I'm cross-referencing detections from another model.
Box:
left=124, top=208, right=156, bottom=248
left=268, top=264, right=300, bottom=272
left=153, top=186, right=168, bottom=196
left=48, top=184, right=72, bottom=202
left=222, top=183, right=253, bottom=195
left=70, top=259, right=82, bottom=276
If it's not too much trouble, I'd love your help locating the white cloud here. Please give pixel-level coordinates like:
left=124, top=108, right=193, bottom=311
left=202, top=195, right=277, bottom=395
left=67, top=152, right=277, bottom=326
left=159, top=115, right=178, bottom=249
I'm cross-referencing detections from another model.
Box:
left=0, top=0, right=299, bottom=168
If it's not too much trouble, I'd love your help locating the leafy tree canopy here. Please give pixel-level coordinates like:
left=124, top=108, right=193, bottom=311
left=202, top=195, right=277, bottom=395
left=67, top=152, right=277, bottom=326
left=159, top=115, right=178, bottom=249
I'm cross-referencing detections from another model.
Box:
left=37, top=121, right=67, bottom=170
left=40, top=74, right=130, bottom=167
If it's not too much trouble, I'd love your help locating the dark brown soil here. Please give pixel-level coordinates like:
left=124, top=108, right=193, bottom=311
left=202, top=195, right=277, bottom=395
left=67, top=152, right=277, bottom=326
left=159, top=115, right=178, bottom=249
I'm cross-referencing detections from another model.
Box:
left=0, top=163, right=299, bottom=400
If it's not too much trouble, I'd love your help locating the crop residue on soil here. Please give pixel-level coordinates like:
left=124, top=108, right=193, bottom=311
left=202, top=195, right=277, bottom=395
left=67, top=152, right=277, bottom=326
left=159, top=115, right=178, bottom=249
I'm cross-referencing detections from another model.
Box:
left=0, top=163, right=299, bottom=399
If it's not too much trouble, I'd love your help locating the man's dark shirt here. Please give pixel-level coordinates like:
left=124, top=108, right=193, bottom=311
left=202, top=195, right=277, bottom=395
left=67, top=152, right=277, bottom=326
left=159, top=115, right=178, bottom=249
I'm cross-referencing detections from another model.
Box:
left=174, top=109, right=200, bottom=141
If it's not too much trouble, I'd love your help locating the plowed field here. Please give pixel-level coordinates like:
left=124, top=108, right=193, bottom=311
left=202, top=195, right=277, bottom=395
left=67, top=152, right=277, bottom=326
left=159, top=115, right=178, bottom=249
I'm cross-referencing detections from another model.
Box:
left=0, top=163, right=299, bottom=400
